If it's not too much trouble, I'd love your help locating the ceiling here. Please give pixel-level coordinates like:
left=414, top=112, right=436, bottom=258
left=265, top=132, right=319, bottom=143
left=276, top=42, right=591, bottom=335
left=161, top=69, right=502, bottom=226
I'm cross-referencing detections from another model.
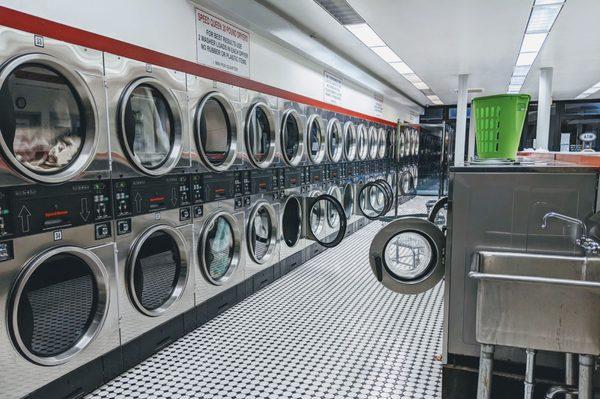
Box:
left=254, top=0, right=600, bottom=105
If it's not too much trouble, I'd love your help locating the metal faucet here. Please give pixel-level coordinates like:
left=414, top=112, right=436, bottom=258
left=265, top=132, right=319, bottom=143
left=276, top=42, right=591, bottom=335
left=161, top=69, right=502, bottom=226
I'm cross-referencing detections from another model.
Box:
left=541, top=212, right=600, bottom=255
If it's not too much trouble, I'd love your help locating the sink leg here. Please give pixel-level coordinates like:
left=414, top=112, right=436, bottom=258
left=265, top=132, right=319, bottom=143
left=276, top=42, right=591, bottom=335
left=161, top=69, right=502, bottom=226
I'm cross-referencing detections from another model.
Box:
left=477, top=344, right=494, bottom=399
left=578, top=354, right=594, bottom=399
left=524, top=349, right=536, bottom=399
left=565, top=353, right=575, bottom=399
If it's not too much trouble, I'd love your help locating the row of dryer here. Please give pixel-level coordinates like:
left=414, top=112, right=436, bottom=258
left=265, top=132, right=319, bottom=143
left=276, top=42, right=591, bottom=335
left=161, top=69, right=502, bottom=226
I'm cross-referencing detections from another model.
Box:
left=0, top=27, right=419, bottom=399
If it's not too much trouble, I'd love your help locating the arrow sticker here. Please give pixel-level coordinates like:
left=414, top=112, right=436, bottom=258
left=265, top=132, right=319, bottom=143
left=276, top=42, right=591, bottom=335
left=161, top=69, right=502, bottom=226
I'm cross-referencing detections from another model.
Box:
left=134, top=192, right=142, bottom=213
left=18, top=205, right=31, bottom=233
left=171, top=188, right=178, bottom=206
left=80, top=198, right=90, bottom=221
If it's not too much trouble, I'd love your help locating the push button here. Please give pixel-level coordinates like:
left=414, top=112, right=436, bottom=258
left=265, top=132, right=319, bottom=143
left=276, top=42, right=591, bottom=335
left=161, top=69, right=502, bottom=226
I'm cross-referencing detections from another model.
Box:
left=180, top=207, right=191, bottom=221
left=193, top=205, right=204, bottom=218
left=0, top=241, right=13, bottom=262
left=117, top=219, right=131, bottom=236
left=95, top=222, right=112, bottom=240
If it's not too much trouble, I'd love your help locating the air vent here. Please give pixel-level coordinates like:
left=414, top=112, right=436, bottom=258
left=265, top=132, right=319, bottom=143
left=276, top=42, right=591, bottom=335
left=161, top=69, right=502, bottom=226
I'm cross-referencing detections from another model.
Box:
left=314, top=0, right=364, bottom=25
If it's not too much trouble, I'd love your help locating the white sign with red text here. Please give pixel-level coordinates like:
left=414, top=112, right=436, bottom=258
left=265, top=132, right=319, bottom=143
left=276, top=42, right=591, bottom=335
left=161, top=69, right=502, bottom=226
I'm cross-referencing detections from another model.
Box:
left=195, top=8, right=250, bottom=77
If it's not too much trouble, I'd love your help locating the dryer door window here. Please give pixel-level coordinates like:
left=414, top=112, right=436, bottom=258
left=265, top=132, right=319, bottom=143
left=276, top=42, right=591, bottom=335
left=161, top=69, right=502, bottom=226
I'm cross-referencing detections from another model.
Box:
left=246, top=103, right=275, bottom=167
left=306, top=194, right=347, bottom=248
left=0, top=62, right=92, bottom=182
left=368, top=127, right=379, bottom=159
left=307, top=115, right=325, bottom=164
left=327, top=187, right=342, bottom=228
left=343, top=183, right=354, bottom=220
left=130, top=227, right=188, bottom=315
left=281, top=110, right=303, bottom=166
left=282, top=196, right=302, bottom=247
left=196, top=92, right=237, bottom=170
left=10, top=247, right=108, bottom=365
left=378, top=129, right=387, bottom=158
left=327, top=119, right=343, bottom=162
left=202, top=213, right=241, bottom=284
left=343, top=122, right=357, bottom=162
left=248, top=203, right=277, bottom=263
left=123, top=84, right=173, bottom=169
left=357, top=125, right=369, bottom=160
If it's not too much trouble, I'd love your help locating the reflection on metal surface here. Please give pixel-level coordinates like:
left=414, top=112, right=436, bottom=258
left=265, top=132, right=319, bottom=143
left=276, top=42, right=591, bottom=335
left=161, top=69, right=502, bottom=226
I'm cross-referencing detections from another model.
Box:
left=307, top=114, right=326, bottom=164
left=384, top=232, right=433, bottom=280
left=327, top=118, right=343, bottom=162
left=246, top=102, right=276, bottom=168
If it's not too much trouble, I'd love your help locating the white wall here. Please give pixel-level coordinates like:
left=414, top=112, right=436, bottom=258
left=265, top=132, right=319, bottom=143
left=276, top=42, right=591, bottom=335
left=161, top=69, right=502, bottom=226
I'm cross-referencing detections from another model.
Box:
left=3, top=0, right=415, bottom=122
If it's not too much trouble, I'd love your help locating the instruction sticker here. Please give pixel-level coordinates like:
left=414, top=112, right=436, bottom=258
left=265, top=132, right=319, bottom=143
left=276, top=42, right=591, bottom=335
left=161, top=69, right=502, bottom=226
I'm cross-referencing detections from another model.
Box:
left=324, top=71, right=343, bottom=105
left=195, top=8, right=250, bottom=77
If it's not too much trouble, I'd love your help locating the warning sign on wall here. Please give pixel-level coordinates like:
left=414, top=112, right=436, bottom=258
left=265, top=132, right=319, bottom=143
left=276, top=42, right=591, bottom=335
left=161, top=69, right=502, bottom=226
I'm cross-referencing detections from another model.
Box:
left=195, top=8, right=250, bottom=77
left=374, top=93, right=384, bottom=118
left=324, top=71, right=343, bottom=105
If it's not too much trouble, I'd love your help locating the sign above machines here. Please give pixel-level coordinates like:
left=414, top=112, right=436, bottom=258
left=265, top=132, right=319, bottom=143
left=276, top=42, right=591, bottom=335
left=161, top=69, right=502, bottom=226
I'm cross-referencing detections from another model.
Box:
left=195, top=7, right=251, bottom=77
left=324, top=71, right=343, bottom=105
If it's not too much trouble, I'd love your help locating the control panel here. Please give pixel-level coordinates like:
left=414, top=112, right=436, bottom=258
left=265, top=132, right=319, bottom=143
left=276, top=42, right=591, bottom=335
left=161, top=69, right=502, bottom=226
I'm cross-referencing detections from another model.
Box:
left=329, top=164, right=340, bottom=180
left=309, top=165, right=325, bottom=184
left=250, top=169, right=277, bottom=194
left=113, top=175, right=191, bottom=217
left=190, top=172, right=238, bottom=204
left=0, top=180, right=112, bottom=239
left=284, top=168, right=305, bottom=188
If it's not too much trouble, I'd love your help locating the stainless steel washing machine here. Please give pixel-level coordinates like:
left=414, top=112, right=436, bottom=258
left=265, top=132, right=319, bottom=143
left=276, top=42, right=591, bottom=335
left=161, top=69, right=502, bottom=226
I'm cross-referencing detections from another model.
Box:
left=192, top=197, right=245, bottom=305
left=0, top=180, right=117, bottom=398
left=368, top=125, right=379, bottom=160
left=279, top=101, right=307, bottom=167
left=242, top=91, right=280, bottom=169
left=187, top=75, right=244, bottom=173
left=0, top=27, right=110, bottom=187
left=105, top=53, right=190, bottom=178
left=113, top=174, right=195, bottom=347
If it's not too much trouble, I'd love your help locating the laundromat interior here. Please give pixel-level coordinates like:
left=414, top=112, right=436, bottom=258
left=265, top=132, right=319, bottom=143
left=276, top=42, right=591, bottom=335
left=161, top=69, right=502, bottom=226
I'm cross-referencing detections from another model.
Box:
left=3, top=0, right=600, bottom=398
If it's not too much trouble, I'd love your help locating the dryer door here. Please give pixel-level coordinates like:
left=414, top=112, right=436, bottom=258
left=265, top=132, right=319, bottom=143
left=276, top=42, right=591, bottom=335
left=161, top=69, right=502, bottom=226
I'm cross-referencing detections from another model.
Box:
left=245, top=102, right=276, bottom=168
left=200, top=211, right=242, bottom=285
left=195, top=91, right=238, bottom=171
left=357, top=180, right=393, bottom=220
left=247, top=201, right=279, bottom=264
left=119, top=78, right=183, bottom=176
left=327, top=118, right=343, bottom=163
left=306, top=193, right=347, bottom=248
left=368, top=126, right=379, bottom=160
left=281, top=194, right=303, bottom=248
left=9, top=246, right=109, bottom=366
left=0, top=55, right=98, bottom=183
left=307, top=115, right=326, bottom=164
left=342, top=183, right=354, bottom=221
left=280, top=109, right=304, bottom=166
left=369, top=218, right=445, bottom=294
left=343, top=122, right=357, bottom=162
left=128, top=225, right=189, bottom=315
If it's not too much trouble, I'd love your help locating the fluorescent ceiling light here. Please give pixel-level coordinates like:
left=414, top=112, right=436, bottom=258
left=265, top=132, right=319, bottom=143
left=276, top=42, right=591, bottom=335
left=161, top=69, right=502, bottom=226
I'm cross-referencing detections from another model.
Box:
left=521, top=33, right=548, bottom=52
left=508, top=84, right=522, bottom=92
left=403, top=73, right=422, bottom=83
left=535, top=0, right=565, bottom=4
left=413, top=82, right=429, bottom=90
left=575, top=80, right=600, bottom=99
left=513, top=65, right=531, bottom=76
left=389, top=62, right=413, bottom=74
left=516, top=52, right=538, bottom=66
left=427, top=95, right=443, bottom=105
left=345, top=23, right=386, bottom=47
left=510, top=76, right=526, bottom=85
left=527, top=4, right=562, bottom=33
left=370, top=46, right=402, bottom=62
left=583, top=88, right=600, bottom=95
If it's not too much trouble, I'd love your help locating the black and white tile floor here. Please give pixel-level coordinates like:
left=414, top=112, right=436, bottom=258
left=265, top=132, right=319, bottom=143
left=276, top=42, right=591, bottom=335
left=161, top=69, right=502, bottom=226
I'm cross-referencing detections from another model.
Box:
left=89, top=211, right=444, bottom=399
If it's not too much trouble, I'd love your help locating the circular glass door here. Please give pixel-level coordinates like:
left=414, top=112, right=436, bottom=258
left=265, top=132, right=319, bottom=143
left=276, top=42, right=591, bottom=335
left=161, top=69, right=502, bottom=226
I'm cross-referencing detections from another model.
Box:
left=120, top=78, right=183, bottom=176
left=327, top=118, right=343, bottom=163
left=369, top=218, right=445, bottom=294
left=247, top=202, right=278, bottom=264
left=357, top=124, right=369, bottom=160
left=327, top=186, right=342, bottom=229
left=129, top=226, right=188, bottom=316
left=378, top=129, right=387, bottom=158
left=246, top=102, right=276, bottom=168
left=309, top=190, right=325, bottom=238
left=400, top=170, right=413, bottom=195
left=195, top=92, right=238, bottom=171
left=0, top=56, right=98, bottom=183
left=368, top=126, right=379, bottom=159
left=343, top=183, right=354, bottom=220
left=413, top=130, right=420, bottom=155
left=307, top=115, right=326, bottom=164
left=201, top=212, right=241, bottom=285
left=306, top=194, right=347, bottom=247
left=397, top=132, right=405, bottom=160
left=9, top=247, right=109, bottom=365
left=343, top=122, right=357, bottom=161
left=281, top=109, right=304, bottom=166
left=282, top=195, right=302, bottom=247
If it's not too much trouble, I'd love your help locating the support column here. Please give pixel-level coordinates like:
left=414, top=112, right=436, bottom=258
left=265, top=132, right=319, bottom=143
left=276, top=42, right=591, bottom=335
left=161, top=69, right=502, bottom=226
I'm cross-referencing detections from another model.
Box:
left=468, top=107, right=476, bottom=160
left=535, top=67, right=553, bottom=150
left=454, top=74, right=469, bottom=165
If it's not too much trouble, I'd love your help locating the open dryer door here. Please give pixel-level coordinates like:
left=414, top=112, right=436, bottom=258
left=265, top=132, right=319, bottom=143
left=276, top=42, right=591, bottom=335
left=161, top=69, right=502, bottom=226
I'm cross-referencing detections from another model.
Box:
left=357, top=179, right=394, bottom=220
left=305, top=193, right=347, bottom=248
left=369, top=218, right=445, bottom=294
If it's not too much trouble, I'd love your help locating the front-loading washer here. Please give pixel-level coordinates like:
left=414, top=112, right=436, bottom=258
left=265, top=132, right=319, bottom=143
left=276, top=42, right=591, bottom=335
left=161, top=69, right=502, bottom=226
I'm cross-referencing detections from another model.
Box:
left=378, top=127, right=388, bottom=159
left=306, top=111, right=327, bottom=165
left=279, top=101, right=307, bottom=167
left=0, top=27, right=110, bottom=187
left=105, top=53, right=190, bottom=179
left=326, top=117, right=344, bottom=164
left=192, top=197, right=246, bottom=311
left=356, top=123, right=369, bottom=161
left=187, top=75, right=244, bottom=174
left=343, top=121, right=357, bottom=162
left=242, top=91, right=280, bottom=169
left=112, top=174, right=195, bottom=362
left=0, top=179, right=118, bottom=399
left=368, top=125, right=380, bottom=160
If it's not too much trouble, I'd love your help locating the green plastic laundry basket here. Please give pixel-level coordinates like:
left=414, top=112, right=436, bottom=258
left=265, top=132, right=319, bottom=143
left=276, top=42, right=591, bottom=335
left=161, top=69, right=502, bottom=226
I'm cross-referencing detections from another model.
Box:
left=473, top=94, right=530, bottom=159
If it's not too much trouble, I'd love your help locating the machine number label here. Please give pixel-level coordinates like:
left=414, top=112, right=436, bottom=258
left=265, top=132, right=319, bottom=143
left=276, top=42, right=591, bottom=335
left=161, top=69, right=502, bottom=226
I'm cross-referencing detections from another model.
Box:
left=154, top=212, right=161, bottom=220
left=34, top=35, right=44, bottom=48
left=53, top=230, right=62, bottom=241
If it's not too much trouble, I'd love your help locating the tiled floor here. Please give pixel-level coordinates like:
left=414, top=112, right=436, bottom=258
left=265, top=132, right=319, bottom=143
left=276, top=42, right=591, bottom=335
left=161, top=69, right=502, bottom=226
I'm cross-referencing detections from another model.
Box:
left=89, top=211, right=444, bottom=399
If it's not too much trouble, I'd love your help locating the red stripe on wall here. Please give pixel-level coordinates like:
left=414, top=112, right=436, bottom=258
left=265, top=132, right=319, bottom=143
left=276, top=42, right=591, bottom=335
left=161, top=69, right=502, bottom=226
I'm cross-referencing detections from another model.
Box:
left=0, top=5, right=398, bottom=127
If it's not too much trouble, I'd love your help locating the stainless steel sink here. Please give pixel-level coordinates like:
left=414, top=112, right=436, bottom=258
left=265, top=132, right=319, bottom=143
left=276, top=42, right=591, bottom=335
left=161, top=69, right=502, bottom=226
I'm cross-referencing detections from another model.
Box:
left=469, top=251, right=600, bottom=355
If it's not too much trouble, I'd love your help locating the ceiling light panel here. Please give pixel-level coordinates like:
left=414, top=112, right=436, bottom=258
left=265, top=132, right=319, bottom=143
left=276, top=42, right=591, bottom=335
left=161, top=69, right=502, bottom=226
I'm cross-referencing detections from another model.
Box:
left=506, top=1, right=566, bottom=93
left=389, top=62, right=413, bottom=74
left=370, top=46, right=402, bottom=63
left=345, top=23, right=386, bottom=47
left=313, top=0, right=364, bottom=25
